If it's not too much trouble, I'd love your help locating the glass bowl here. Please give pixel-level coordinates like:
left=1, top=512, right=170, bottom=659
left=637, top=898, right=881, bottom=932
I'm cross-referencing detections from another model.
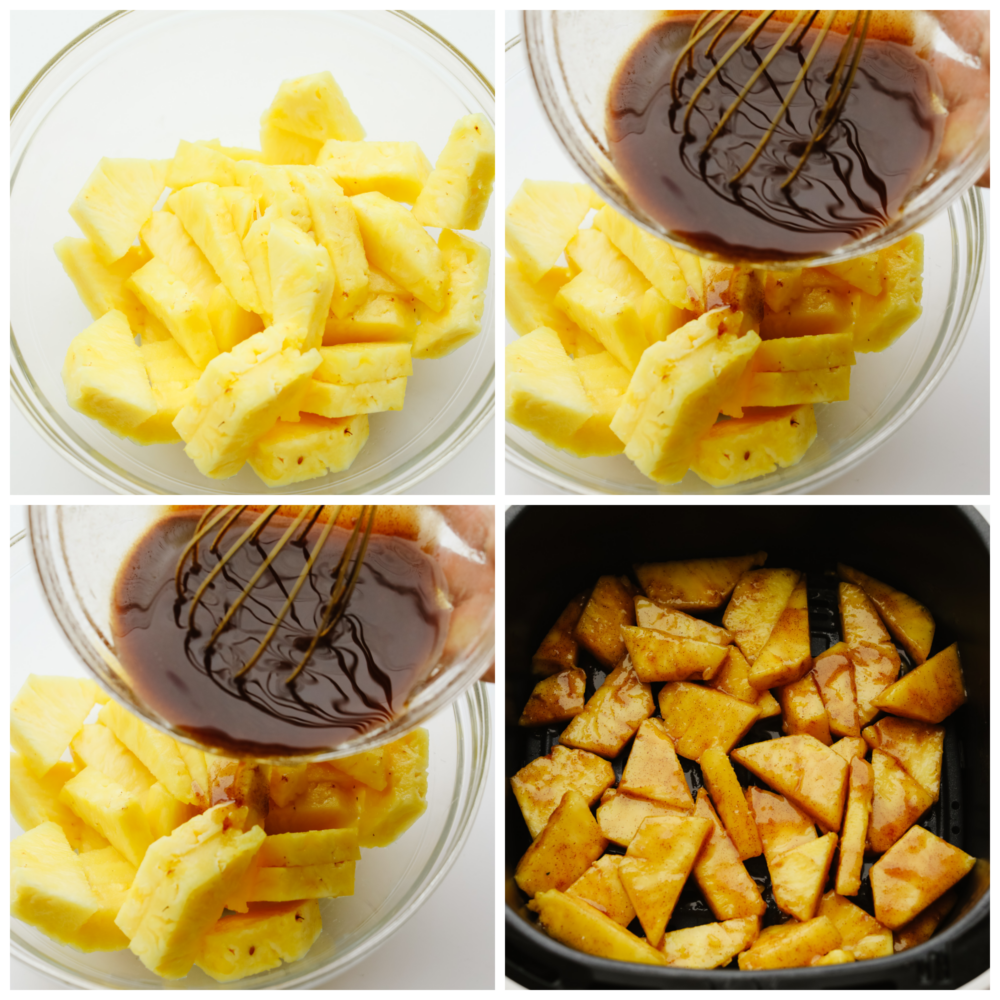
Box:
left=523, top=10, right=989, bottom=267
left=504, top=34, right=986, bottom=495
left=11, top=10, right=494, bottom=495
left=28, top=504, right=495, bottom=763
left=11, top=525, right=492, bottom=989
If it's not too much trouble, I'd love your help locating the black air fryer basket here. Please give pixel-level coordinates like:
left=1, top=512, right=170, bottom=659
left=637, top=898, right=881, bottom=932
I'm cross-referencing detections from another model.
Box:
left=505, top=505, right=989, bottom=989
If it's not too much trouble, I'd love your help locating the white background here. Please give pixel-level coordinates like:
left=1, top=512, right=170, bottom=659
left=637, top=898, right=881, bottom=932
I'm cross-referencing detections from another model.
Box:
left=10, top=10, right=495, bottom=497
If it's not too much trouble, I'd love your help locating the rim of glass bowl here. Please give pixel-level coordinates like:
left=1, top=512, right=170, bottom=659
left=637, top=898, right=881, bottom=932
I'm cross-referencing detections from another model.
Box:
left=28, top=504, right=495, bottom=764
left=505, top=33, right=985, bottom=496
left=10, top=10, right=494, bottom=496
left=523, top=11, right=990, bottom=270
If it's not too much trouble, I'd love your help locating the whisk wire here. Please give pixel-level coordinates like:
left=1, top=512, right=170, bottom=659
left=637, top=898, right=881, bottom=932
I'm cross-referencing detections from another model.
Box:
left=175, top=506, right=228, bottom=596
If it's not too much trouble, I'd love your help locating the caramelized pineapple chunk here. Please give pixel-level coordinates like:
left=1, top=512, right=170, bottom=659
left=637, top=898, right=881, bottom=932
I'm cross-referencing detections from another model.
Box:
left=835, top=757, right=874, bottom=896
left=892, top=886, right=958, bottom=952
left=738, top=915, right=842, bottom=970
left=622, top=626, right=730, bottom=683
left=518, top=668, right=587, bottom=727
left=768, top=831, right=838, bottom=921
left=777, top=673, right=832, bottom=745
left=635, top=553, right=766, bottom=611
left=634, top=597, right=732, bottom=645
left=566, top=854, right=635, bottom=927
left=818, top=890, right=893, bottom=960
left=618, top=718, right=693, bottom=810
left=838, top=581, right=892, bottom=645
left=596, top=788, right=690, bottom=848
left=573, top=576, right=636, bottom=667
left=723, top=568, right=801, bottom=664
left=872, top=642, right=966, bottom=724
left=660, top=915, right=761, bottom=968
left=749, top=575, right=811, bottom=688
left=829, top=736, right=869, bottom=764
left=862, top=717, right=944, bottom=800
left=847, top=641, right=901, bottom=727
left=811, top=643, right=860, bottom=738
left=658, top=683, right=760, bottom=760
left=869, top=750, right=934, bottom=854
left=532, top=593, right=588, bottom=676
left=699, top=746, right=762, bottom=861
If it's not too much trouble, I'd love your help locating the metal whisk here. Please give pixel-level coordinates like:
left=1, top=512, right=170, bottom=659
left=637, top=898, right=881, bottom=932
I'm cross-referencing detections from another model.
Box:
left=175, top=504, right=377, bottom=684
left=672, top=10, right=872, bottom=187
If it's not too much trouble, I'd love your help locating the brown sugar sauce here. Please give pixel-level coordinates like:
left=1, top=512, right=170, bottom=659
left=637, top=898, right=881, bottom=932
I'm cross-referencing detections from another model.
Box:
left=607, top=14, right=944, bottom=261
left=111, top=508, right=450, bottom=757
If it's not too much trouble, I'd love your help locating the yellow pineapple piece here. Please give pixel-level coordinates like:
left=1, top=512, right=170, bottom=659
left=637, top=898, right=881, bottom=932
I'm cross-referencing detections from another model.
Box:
left=128, top=257, right=219, bottom=368
left=821, top=252, right=883, bottom=296
left=267, top=777, right=364, bottom=835
left=70, top=722, right=156, bottom=796
left=54, top=237, right=149, bottom=329
left=505, top=179, right=596, bottom=283
left=10, top=675, right=107, bottom=778
left=207, top=282, right=265, bottom=352
left=690, top=404, right=817, bottom=487
left=76, top=846, right=137, bottom=951
left=505, top=327, right=594, bottom=450
left=505, top=259, right=593, bottom=355
left=556, top=272, right=647, bottom=372
left=351, top=191, right=447, bottom=311
left=126, top=339, right=202, bottom=445
left=236, top=162, right=312, bottom=232
left=414, top=229, right=490, bottom=358
left=140, top=210, right=220, bottom=307
left=324, top=748, right=390, bottom=791
left=298, top=376, right=406, bottom=418
left=11, top=821, right=101, bottom=946
left=62, top=310, right=158, bottom=435
left=660, top=915, right=761, bottom=968
left=199, top=138, right=266, bottom=163
left=260, top=118, right=324, bottom=165
left=852, top=234, right=923, bottom=352
left=753, top=333, right=856, bottom=372
left=268, top=218, right=335, bottom=351
left=315, top=342, right=412, bottom=384
left=168, top=182, right=262, bottom=313
left=763, top=268, right=804, bottom=312
left=358, top=729, right=429, bottom=848
left=566, top=350, right=630, bottom=456
left=263, top=71, right=365, bottom=144
left=318, top=139, right=432, bottom=202
left=566, top=854, right=636, bottom=926
left=412, top=113, right=495, bottom=230
left=639, top=287, right=695, bottom=345
left=166, top=139, right=236, bottom=189
left=324, top=291, right=417, bottom=345
left=257, top=828, right=361, bottom=867
left=248, top=412, right=368, bottom=486
left=742, top=367, right=850, bottom=407
left=761, top=286, right=854, bottom=339
left=195, top=900, right=323, bottom=983
left=658, top=683, right=760, bottom=760
left=69, top=157, right=170, bottom=262
left=241, top=862, right=356, bottom=903
left=220, top=185, right=256, bottom=240
left=566, top=228, right=651, bottom=302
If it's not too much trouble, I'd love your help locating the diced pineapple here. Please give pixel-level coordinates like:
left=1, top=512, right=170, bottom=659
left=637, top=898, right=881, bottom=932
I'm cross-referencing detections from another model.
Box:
left=358, top=729, right=429, bottom=848
left=298, top=376, right=406, bottom=418
left=168, top=182, right=262, bottom=313
left=241, top=862, right=356, bottom=903
left=69, top=157, right=169, bottom=262
left=267, top=218, right=334, bottom=351
left=62, top=310, right=158, bottom=435
left=506, top=327, right=594, bottom=451
left=742, top=367, right=850, bottom=407
left=566, top=351, right=630, bottom=456
left=565, top=228, right=651, bottom=302
left=852, top=234, right=923, bottom=352
left=257, top=828, right=361, bottom=867
left=128, top=257, right=219, bottom=368
left=324, top=291, right=417, bottom=345
left=207, top=282, right=265, bottom=353
left=166, top=139, right=236, bottom=189
left=690, top=404, right=817, bottom=487
left=505, top=259, right=592, bottom=355
left=317, top=139, right=432, bottom=202
left=505, top=179, right=596, bottom=283
left=414, top=229, right=490, bottom=358
left=70, top=723, right=156, bottom=796
left=351, top=191, right=447, bottom=311
left=140, top=210, right=220, bottom=307
left=263, top=72, right=365, bottom=143
left=266, top=777, right=364, bottom=835
left=763, top=268, right=804, bottom=312
left=325, top=748, right=390, bottom=791
left=562, top=660, right=655, bottom=758
left=144, top=781, right=198, bottom=841
left=10, top=675, right=106, bottom=778
left=260, top=118, right=324, bottom=165
left=761, top=287, right=854, bottom=339
left=248, top=413, right=368, bottom=486
left=200, top=138, right=267, bottom=163
left=54, top=238, right=149, bottom=329
left=822, top=253, right=883, bottom=296
left=315, top=342, right=412, bottom=384
left=566, top=855, right=636, bottom=926
left=220, top=185, right=256, bottom=240
left=75, top=846, right=136, bottom=951
left=639, top=287, right=695, bottom=345
left=753, top=333, right=856, bottom=372
left=236, top=162, right=312, bottom=232
left=555, top=272, right=647, bottom=372
left=195, top=900, right=323, bottom=983
left=412, top=113, right=495, bottom=230
left=11, top=821, right=101, bottom=946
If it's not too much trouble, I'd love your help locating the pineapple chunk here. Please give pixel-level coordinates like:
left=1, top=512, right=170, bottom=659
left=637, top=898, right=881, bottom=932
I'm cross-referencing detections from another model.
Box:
left=241, top=862, right=355, bottom=903
left=690, top=404, right=817, bottom=488
left=852, top=234, right=923, bottom=352
left=597, top=788, right=690, bottom=848
left=412, top=113, right=495, bottom=230
left=619, top=718, right=693, bottom=810
left=54, top=237, right=149, bottom=329
left=767, top=831, right=838, bottom=921
left=742, top=367, right=851, bottom=407
left=640, top=287, right=695, bottom=345
left=506, top=327, right=594, bottom=450
left=811, top=642, right=860, bottom=737
left=69, top=157, right=169, bottom=262
left=637, top=600, right=734, bottom=647
left=862, top=717, right=944, bottom=800
left=777, top=672, right=832, bottom=745
left=699, top=745, right=762, bottom=861
left=168, top=182, right=262, bottom=313
left=761, top=287, right=853, bottom=339
left=555, top=272, right=647, bottom=372
left=835, top=758, right=874, bottom=896
left=413, top=230, right=490, bottom=358
left=315, top=342, right=412, bottom=384
left=324, top=291, right=417, bottom=344
left=567, top=351, right=630, bottom=456
left=242, top=208, right=277, bottom=321
left=267, top=778, right=364, bottom=835
left=248, top=412, right=368, bottom=486
left=139, top=210, right=220, bottom=307
left=260, top=118, right=323, bottom=165
left=324, top=749, right=389, bottom=791
left=658, top=683, right=760, bottom=760
left=574, top=574, right=635, bottom=667
left=128, top=257, right=219, bottom=368
left=318, top=139, right=432, bottom=202
left=817, top=890, right=893, bottom=959
left=166, top=139, right=236, bottom=189
left=220, top=185, right=256, bottom=240
left=298, top=376, right=406, bottom=418
left=351, top=191, right=447, bottom=311
left=566, top=854, right=635, bottom=926
left=822, top=252, right=883, bottom=296
left=753, top=333, right=856, bottom=371
left=358, top=729, right=429, bottom=848
left=505, top=258, right=590, bottom=354
left=738, top=915, right=842, bottom=969
left=532, top=592, right=587, bottom=676
left=872, top=642, right=965, bottom=723
left=723, top=567, right=801, bottom=665
left=660, top=915, right=761, bottom=968
left=268, top=218, right=335, bottom=351
left=622, top=626, right=729, bottom=683
left=518, top=667, right=586, bottom=726
left=11, top=821, right=100, bottom=946
left=869, top=749, right=934, bottom=853
left=144, top=781, right=199, bottom=841
left=76, top=847, right=136, bottom=951
left=505, top=179, right=596, bottom=283
left=70, top=722, right=156, bottom=796
left=263, top=71, right=365, bottom=143
left=208, top=282, right=265, bottom=352
left=195, top=900, right=322, bottom=983
left=62, top=310, right=158, bottom=434
left=763, top=268, right=804, bottom=312
left=750, top=575, right=812, bottom=689
left=565, top=227, right=651, bottom=302
left=257, top=828, right=361, bottom=868
left=636, top=553, right=767, bottom=611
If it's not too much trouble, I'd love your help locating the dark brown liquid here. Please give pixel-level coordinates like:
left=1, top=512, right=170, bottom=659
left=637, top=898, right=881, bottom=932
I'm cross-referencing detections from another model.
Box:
left=111, top=510, right=450, bottom=757
left=607, top=16, right=943, bottom=261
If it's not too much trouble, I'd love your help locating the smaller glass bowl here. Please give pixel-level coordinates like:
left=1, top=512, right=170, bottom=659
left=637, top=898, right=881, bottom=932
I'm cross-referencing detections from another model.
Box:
left=28, top=504, right=494, bottom=763
left=524, top=10, right=989, bottom=267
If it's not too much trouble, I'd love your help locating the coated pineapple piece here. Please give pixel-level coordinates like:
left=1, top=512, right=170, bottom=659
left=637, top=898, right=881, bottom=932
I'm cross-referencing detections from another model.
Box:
left=618, top=814, right=712, bottom=947
left=266, top=779, right=363, bottom=835
left=738, top=915, right=842, bottom=970
left=413, top=229, right=490, bottom=358
left=530, top=889, right=668, bottom=966
left=62, top=310, right=158, bottom=435
left=658, top=682, right=760, bottom=760
left=731, top=735, right=849, bottom=831
left=505, top=259, right=586, bottom=352
left=622, top=626, right=730, bottom=683
left=810, top=642, right=860, bottom=738
left=411, top=113, right=495, bottom=230
left=834, top=757, right=873, bottom=896
left=761, top=286, right=854, bottom=339
left=10, top=674, right=106, bottom=778
left=723, top=567, right=801, bottom=665
left=511, top=745, right=615, bottom=840
left=818, top=890, right=893, bottom=960
left=263, top=71, right=365, bottom=143
left=54, top=237, right=149, bottom=328
left=707, top=645, right=780, bottom=719
left=873, top=642, right=965, bottom=724
left=268, top=218, right=335, bottom=352
left=823, top=252, right=883, bottom=296
left=596, top=788, right=690, bottom=848
left=518, top=668, right=587, bottom=727
left=320, top=749, right=389, bottom=791
left=566, top=854, right=636, bottom=926
left=839, top=581, right=902, bottom=724
left=868, top=749, right=934, bottom=854
left=838, top=563, right=935, bottom=664
left=699, top=745, right=762, bottom=860
left=852, top=234, right=923, bottom=353
left=515, top=789, right=609, bottom=897
left=11, top=821, right=100, bottom=946
left=357, top=729, right=429, bottom=848
left=768, top=831, right=838, bottom=921
left=742, top=366, right=851, bottom=407
left=690, top=404, right=817, bottom=488
left=830, top=736, right=869, bottom=763
left=248, top=413, right=368, bottom=486
left=195, top=900, right=323, bottom=983
left=870, top=825, right=975, bottom=930
left=618, top=718, right=693, bottom=810
left=839, top=580, right=892, bottom=644
left=635, top=553, right=766, bottom=611
left=892, top=886, right=958, bottom=952
left=561, top=658, right=654, bottom=758
left=660, top=915, right=761, bottom=968
left=505, top=179, right=596, bottom=283
left=69, top=157, right=169, bottom=263
left=573, top=575, right=636, bottom=667
left=635, top=597, right=732, bottom=646
left=298, top=374, right=406, bottom=418
left=566, top=351, right=631, bottom=456
left=565, top=227, right=651, bottom=302
left=531, top=592, right=587, bottom=676
left=318, top=139, right=432, bottom=202
left=747, top=786, right=818, bottom=864
left=750, top=575, right=811, bottom=689
left=777, top=672, right=832, bottom=745
left=862, top=717, right=944, bottom=801
left=763, top=268, right=803, bottom=312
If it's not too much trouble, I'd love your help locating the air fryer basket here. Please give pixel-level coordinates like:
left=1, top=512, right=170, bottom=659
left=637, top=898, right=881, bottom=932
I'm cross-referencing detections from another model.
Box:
left=505, top=505, right=989, bottom=988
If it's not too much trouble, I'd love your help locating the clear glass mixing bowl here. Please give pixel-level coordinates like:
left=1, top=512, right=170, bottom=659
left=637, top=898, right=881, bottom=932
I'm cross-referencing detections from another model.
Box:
left=11, top=11, right=494, bottom=494
left=523, top=10, right=989, bottom=267
left=504, top=34, right=986, bottom=495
